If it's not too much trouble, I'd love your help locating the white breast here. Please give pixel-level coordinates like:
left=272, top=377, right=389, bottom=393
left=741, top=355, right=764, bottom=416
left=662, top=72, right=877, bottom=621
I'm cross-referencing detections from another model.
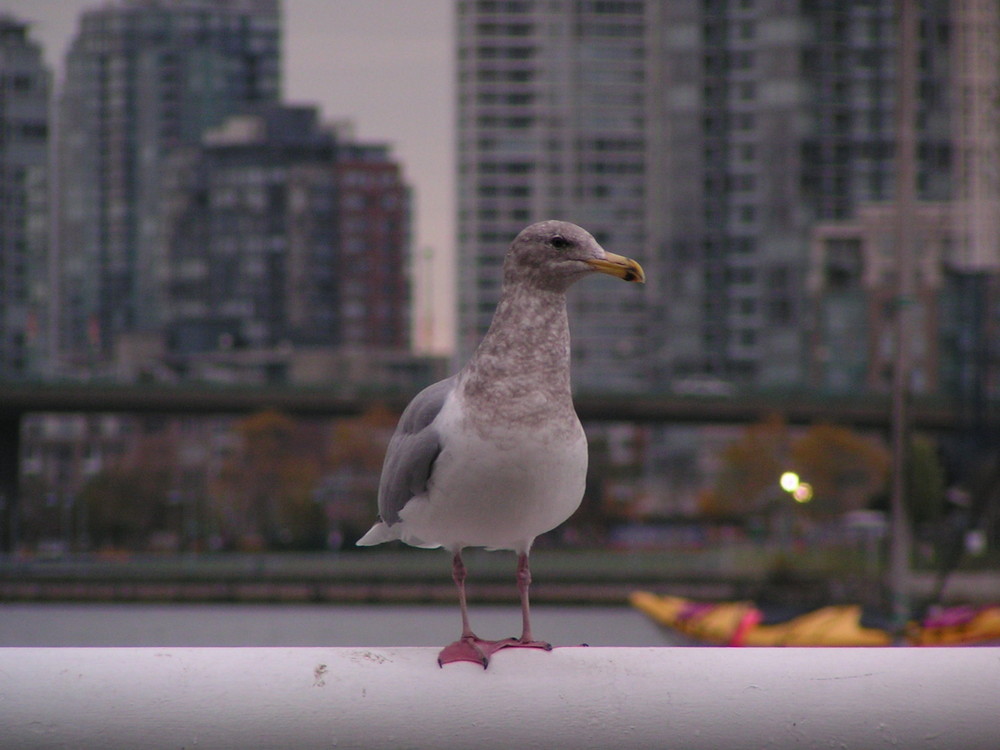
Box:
left=396, top=388, right=588, bottom=552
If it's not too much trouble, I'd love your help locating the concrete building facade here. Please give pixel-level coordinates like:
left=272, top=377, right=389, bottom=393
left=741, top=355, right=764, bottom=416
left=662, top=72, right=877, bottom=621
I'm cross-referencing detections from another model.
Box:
left=158, top=106, right=412, bottom=383
left=0, top=15, right=50, bottom=378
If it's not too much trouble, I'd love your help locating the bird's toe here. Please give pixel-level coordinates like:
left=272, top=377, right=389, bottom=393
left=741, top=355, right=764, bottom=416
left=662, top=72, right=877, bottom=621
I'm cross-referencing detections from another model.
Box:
left=438, top=634, right=512, bottom=669
left=509, top=638, right=553, bottom=652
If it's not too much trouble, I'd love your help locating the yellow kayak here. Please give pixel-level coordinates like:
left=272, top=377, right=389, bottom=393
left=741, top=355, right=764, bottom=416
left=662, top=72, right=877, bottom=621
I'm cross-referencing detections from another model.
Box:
left=905, top=604, right=1000, bottom=646
left=630, top=591, right=892, bottom=646
left=632, top=592, right=1000, bottom=646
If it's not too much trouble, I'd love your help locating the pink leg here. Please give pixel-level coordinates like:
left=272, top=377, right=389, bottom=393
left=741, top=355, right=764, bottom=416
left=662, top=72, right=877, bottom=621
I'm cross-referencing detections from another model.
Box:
left=512, top=552, right=552, bottom=650
left=454, top=551, right=474, bottom=638
left=437, top=551, right=513, bottom=668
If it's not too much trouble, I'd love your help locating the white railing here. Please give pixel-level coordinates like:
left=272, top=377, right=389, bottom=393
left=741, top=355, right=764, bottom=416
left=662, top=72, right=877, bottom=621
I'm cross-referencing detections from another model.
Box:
left=1, top=647, right=997, bottom=749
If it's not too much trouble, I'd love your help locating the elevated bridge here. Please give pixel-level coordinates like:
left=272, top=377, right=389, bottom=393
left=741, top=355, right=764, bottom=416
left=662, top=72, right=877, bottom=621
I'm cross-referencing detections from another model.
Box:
left=0, top=380, right=962, bottom=428
left=0, top=380, right=969, bottom=552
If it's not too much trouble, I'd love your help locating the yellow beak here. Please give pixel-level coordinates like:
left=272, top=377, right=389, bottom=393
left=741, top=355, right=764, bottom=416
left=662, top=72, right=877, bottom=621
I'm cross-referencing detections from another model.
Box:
left=585, top=252, right=645, bottom=283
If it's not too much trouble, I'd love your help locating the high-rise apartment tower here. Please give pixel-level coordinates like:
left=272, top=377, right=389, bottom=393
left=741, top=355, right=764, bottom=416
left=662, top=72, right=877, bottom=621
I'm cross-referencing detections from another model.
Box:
left=456, top=0, right=651, bottom=392
left=457, top=0, right=967, bottom=392
left=0, top=15, right=50, bottom=378
left=56, top=0, right=281, bottom=371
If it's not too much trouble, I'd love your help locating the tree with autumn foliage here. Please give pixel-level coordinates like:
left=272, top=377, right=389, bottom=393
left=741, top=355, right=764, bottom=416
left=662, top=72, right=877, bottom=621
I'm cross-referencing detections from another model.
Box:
left=81, top=431, right=178, bottom=550
left=704, top=415, right=788, bottom=518
left=791, top=423, right=890, bottom=517
left=210, top=406, right=401, bottom=550
left=212, top=410, right=327, bottom=549
left=704, top=416, right=890, bottom=519
left=322, top=405, right=399, bottom=541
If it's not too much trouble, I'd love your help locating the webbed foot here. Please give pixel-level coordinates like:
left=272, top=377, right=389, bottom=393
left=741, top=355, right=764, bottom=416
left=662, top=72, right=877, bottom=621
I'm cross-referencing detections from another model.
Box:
left=438, top=634, right=510, bottom=668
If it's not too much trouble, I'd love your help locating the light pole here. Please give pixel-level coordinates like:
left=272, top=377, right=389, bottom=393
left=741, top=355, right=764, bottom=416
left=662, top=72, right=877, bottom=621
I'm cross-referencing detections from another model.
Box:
left=774, top=472, right=813, bottom=555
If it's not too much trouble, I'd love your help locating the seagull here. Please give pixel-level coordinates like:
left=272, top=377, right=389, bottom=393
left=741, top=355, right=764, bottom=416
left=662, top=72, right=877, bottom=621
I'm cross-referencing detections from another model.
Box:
left=357, top=220, right=645, bottom=667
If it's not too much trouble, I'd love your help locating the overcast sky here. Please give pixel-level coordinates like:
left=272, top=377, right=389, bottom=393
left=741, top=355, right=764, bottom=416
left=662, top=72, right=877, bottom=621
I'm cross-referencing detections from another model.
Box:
left=2, top=0, right=455, bottom=352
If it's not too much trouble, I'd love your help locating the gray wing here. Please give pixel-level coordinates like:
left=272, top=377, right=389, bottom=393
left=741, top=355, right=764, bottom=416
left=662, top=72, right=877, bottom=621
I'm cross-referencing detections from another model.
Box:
left=377, top=375, right=456, bottom=525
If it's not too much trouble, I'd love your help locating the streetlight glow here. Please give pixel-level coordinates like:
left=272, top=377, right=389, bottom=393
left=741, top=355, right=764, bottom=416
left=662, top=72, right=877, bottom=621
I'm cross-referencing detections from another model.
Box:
left=779, top=472, right=800, bottom=493
left=793, top=483, right=814, bottom=503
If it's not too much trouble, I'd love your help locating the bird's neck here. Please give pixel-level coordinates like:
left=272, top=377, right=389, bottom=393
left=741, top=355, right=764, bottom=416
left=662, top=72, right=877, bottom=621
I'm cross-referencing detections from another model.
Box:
left=463, top=285, right=572, bottom=400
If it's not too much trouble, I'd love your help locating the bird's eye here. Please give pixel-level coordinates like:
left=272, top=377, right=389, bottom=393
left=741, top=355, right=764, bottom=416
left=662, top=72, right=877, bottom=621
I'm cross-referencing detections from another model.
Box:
left=550, top=235, right=571, bottom=249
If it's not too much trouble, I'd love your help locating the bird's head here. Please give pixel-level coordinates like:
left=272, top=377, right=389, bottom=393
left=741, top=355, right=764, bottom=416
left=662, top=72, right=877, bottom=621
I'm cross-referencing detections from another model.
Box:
left=504, top=220, right=645, bottom=292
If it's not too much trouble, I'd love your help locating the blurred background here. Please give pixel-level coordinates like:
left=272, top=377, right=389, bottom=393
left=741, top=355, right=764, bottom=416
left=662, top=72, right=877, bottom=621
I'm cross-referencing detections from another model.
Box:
left=0, top=0, right=998, bottom=644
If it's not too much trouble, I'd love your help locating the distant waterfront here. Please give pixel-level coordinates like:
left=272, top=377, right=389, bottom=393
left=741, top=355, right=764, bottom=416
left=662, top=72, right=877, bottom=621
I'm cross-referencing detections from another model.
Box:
left=0, top=602, right=677, bottom=648
left=3, top=548, right=998, bottom=611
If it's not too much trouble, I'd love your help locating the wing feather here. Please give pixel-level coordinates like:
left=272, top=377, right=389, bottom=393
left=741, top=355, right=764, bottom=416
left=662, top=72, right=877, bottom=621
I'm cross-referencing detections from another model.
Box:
left=377, top=376, right=455, bottom=525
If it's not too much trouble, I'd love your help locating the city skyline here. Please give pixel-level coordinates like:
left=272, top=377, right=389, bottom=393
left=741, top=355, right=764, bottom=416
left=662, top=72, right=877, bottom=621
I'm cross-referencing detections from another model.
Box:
left=7, top=0, right=1000, bottom=396
left=2, top=0, right=999, bottom=566
left=2, top=0, right=455, bottom=354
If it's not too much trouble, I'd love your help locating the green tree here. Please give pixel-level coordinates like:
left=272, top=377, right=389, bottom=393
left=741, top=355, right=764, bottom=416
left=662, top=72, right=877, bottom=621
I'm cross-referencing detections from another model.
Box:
left=869, top=435, right=947, bottom=530
left=906, top=435, right=946, bottom=526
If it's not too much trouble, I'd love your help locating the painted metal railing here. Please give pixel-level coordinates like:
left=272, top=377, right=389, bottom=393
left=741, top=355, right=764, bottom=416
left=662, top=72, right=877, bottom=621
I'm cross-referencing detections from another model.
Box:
left=2, top=646, right=997, bottom=748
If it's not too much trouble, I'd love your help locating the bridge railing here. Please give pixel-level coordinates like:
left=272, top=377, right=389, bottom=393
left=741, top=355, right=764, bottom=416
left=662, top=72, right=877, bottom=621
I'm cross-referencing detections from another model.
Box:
left=2, top=646, right=997, bottom=748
